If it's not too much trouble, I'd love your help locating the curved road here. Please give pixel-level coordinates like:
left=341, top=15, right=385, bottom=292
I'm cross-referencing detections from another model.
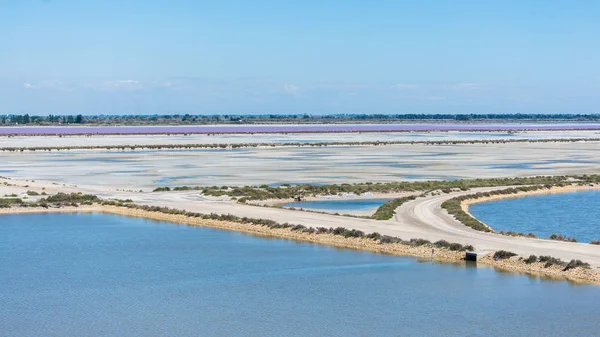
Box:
left=123, top=187, right=600, bottom=267
left=2, top=177, right=599, bottom=268
left=395, top=188, right=600, bottom=266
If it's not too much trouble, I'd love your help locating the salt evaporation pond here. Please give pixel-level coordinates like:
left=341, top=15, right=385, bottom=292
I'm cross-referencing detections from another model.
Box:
left=470, top=190, right=600, bottom=242
left=2, top=213, right=600, bottom=336
left=2, top=123, right=600, bottom=135
left=283, top=198, right=391, bottom=213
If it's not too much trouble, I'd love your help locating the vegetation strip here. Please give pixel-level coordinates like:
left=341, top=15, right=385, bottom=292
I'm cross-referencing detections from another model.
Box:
left=3, top=113, right=600, bottom=126
left=370, top=196, right=418, bottom=220
left=494, top=251, right=590, bottom=271
left=2, top=137, right=600, bottom=152
left=157, top=175, right=600, bottom=201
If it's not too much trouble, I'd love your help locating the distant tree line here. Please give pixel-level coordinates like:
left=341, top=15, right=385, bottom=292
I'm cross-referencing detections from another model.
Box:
left=1, top=114, right=84, bottom=125
left=1, top=113, right=599, bottom=126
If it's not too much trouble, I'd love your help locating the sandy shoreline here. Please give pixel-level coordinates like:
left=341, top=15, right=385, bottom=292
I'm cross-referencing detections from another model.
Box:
left=2, top=204, right=598, bottom=285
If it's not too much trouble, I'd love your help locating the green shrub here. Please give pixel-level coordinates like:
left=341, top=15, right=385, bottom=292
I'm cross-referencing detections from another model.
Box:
left=538, top=256, right=566, bottom=268
left=41, top=193, right=100, bottom=204
left=170, top=175, right=600, bottom=201
left=371, top=196, right=417, bottom=220
left=379, top=235, right=402, bottom=244
left=152, top=187, right=171, bottom=192
left=0, top=198, right=24, bottom=208
left=366, top=232, right=382, bottom=240
left=524, top=255, right=537, bottom=264
left=563, top=259, right=590, bottom=271
left=493, top=250, right=517, bottom=260
left=152, top=186, right=171, bottom=192
left=549, top=233, right=577, bottom=242
left=409, top=238, right=431, bottom=246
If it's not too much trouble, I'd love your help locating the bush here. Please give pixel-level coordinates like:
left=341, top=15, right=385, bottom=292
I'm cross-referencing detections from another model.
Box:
left=590, top=240, right=600, bottom=245
left=524, top=255, right=537, bottom=264
left=433, top=240, right=450, bottom=248
left=493, top=250, right=517, bottom=260
left=371, top=196, right=417, bottom=220
left=41, top=193, right=100, bottom=204
left=433, top=239, right=467, bottom=251
left=344, top=229, right=365, bottom=238
left=0, top=198, right=24, bottom=208
left=538, top=256, right=566, bottom=268
left=316, top=227, right=329, bottom=234
left=152, top=187, right=171, bottom=192
left=26, top=190, right=39, bottom=196
left=563, top=259, right=590, bottom=271
left=448, top=243, right=465, bottom=251
left=379, top=235, right=401, bottom=244
left=549, top=233, right=577, bottom=242
left=291, top=224, right=306, bottom=231
left=441, top=198, right=491, bottom=232
left=332, top=227, right=347, bottom=235
left=173, top=186, right=192, bottom=191
left=409, top=238, right=431, bottom=246
left=366, top=232, right=382, bottom=240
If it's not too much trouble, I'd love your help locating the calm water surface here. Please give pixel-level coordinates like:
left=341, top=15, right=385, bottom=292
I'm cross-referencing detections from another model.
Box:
left=470, top=190, right=600, bottom=242
left=1, top=213, right=600, bottom=336
left=282, top=198, right=391, bottom=212
left=2, top=123, right=600, bottom=135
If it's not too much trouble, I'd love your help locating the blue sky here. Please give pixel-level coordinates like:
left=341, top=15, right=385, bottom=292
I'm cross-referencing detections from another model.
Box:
left=1, top=0, right=599, bottom=114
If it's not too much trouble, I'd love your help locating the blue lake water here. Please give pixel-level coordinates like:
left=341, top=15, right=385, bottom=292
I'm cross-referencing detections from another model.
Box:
left=282, top=198, right=391, bottom=212
left=470, top=190, right=600, bottom=242
left=1, top=213, right=600, bottom=336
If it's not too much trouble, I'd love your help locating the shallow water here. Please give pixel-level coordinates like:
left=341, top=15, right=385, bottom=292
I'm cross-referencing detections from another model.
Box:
left=3, top=142, right=600, bottom=188
left=470, top=190, right=600, bottom=242
left=2, top=123, right=600, bottom=135
left=1, top=213, right=600, bottom=336
left=282, top=198, right=391, bottom=212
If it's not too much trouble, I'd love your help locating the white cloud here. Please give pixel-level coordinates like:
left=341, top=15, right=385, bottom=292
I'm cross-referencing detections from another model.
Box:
left=115, top=79, right=140, bottom=84
left=40, top=80, right=61, bottom=88
left=23, top=83, right=36, bottom=89
left=78, top=79, right=144, bottom=91
left=447, top=82, right=483, bottom=91
left=313, top=83, right=369, bottom=90
left=391, top=83, right=418, bottom=90
left=283, top=84, right=300, bottom=94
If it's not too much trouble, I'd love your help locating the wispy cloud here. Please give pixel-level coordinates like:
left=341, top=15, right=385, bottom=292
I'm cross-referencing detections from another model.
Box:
left=446, top=82, right=485, bottom=91
left=114, top=79, right=140, bottom=85
left=79, top=79, right=145, bottom=91
left=23, top=83, right=36, bottom=89
left=283, top=84, right=300, bottom=94
left=390, top=83, right=418, bottom=90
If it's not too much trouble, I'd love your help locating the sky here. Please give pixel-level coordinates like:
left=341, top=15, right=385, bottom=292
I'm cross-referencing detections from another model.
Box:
left=1, top=0, right=599, bottom=115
